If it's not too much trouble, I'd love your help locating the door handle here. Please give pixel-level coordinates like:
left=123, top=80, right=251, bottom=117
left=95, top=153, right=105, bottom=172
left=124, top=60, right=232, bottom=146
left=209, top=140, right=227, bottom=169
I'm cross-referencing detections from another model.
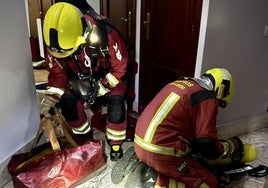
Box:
left=120, top=11, right=132, bottom=37
left=143, top=12, right=150, bottom=40
left=120, top=17, right=128, bottom=22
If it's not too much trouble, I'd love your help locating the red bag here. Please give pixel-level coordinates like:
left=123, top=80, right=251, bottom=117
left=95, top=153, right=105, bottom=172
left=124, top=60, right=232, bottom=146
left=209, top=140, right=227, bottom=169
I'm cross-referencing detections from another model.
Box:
left=8, top=117, right=107, bottom=188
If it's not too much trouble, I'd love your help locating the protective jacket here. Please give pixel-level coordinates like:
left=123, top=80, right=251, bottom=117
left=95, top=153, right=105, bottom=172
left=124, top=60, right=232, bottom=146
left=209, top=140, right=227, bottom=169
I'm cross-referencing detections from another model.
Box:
left=134, top=78, right=224, bottom=187
left=46, top=14, right=128, bottom=94
left=45, top=13, right=128, bottom=143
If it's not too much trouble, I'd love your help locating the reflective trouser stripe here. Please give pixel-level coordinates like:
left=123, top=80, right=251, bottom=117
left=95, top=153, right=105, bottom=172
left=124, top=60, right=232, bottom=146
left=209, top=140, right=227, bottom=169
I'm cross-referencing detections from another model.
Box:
left=106, top=127, right=126, bottom=140
left=134, top=135, right=189, bottom=157
left=72, top=121, right=91, bottom=134
left=199, top=183, right=210, bottom=188
left=169, top=179, right=186, bottom=188
left=155, top=185, right=166, bottom=188
left=154, top=179, right=185, bottom=188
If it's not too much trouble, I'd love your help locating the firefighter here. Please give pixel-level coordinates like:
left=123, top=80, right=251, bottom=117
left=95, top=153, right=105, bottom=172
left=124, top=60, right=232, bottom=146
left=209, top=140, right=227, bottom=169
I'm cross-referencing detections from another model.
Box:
left=134, top=68, right=248, bottom=187
left=40, top=2, right=128, bottom=161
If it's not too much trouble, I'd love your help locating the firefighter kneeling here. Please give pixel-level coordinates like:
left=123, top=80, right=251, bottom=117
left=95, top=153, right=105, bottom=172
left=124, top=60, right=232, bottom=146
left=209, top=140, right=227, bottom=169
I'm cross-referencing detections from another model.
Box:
left=134, top=68, right=258, bottom=188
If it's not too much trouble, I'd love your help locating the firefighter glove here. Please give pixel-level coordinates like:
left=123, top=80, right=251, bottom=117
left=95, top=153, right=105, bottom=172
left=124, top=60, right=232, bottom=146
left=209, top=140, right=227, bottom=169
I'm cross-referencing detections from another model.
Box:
left=97, top=80, right=110, bottom=97
left=40, top=95, right=59, bottom=118
left=106, top=73, right=119, bottom=88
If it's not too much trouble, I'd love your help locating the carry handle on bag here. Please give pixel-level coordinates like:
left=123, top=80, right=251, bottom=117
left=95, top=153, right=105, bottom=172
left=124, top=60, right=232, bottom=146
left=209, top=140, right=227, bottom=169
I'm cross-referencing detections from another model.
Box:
left=8, top=112, right=107, bottom=188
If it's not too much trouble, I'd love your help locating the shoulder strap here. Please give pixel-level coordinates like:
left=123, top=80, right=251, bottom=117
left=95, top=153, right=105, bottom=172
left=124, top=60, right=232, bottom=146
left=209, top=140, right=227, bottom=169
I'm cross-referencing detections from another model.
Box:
left=190, top=90, right=216, bottom=106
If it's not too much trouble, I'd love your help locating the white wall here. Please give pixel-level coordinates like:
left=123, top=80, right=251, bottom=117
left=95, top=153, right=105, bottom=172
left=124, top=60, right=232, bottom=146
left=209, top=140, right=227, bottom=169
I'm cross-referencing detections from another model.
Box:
left=0, top=0, right=40, bottom=164
left=87, top=0, right=100, bottom=14
left=1, top=0, right=268, bottom=166
left=202, top=0, right=268, bottom=124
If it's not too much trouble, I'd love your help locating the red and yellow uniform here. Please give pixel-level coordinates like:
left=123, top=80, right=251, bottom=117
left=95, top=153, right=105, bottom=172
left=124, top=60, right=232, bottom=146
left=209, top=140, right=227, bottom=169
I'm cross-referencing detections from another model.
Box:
left=43, top=2, right=129, bottom=149
left=134, top=78, right=223, bottom=187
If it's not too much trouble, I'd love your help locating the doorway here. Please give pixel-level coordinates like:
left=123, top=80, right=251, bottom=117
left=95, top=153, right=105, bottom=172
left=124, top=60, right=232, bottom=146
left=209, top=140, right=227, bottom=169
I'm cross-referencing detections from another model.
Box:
left=138, top=0, right=203, bottom=112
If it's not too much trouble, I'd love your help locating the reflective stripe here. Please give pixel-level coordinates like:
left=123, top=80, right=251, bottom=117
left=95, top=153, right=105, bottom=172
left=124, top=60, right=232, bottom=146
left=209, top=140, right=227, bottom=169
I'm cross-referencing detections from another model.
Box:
left=155, top=179, right=186, bottom=188
left=72, top=121, right=91, bottom=134
left=107, top=134, right=126, bottom=140
left=106, top=127, right=126, bottom=140
left=106, top=73, right=119, bottom=87
left=46, top=87, right=64, bottom=97
left=144, top=92, right=180, bottom=142
left=135, top=135, right=189, bottom=157
left=169, top=178, right=177, bottom=188
left=134, top=92, right=190, bottom=157
left=199, top=183, right=210, bottom=188
left=155, top=185, right=167, bottom=188
left=169, top=178, right=186, bottom=188
left=176, top=181, right=186, bottom=188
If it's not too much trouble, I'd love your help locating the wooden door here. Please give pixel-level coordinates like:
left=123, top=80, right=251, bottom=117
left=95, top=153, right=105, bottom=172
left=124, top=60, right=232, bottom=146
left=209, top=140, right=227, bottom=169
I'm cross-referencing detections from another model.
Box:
left=28, top=0, right=54, bottom=37
left=100, top=0, right=137, bottom=111
left=100, top=0, right=136, bottom=56
left=138, top=0, right=203, bottom=112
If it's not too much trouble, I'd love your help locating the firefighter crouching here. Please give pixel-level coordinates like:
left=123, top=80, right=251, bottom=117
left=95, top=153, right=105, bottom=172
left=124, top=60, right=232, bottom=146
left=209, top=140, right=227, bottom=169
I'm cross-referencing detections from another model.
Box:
left=134, top=68, right=257, bottom=187
left=40, top=2, right=128, bottom=161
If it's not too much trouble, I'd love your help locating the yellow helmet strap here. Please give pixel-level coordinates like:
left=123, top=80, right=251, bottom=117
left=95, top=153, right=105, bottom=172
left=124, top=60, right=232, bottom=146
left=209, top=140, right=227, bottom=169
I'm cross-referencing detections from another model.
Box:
left=216, top=79, right=230, bottom=100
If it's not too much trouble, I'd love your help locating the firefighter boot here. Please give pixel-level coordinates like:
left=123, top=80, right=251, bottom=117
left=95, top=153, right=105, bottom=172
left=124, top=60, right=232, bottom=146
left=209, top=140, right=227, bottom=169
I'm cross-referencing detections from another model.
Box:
left=110, top=144, right=124, bottom=161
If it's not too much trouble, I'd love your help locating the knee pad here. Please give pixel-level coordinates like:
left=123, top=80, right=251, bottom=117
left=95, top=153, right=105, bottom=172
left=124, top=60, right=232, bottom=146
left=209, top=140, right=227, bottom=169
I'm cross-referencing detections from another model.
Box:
left=108, top=95, right=126, bottom=123
left=59, top=94, right=78, bottom=121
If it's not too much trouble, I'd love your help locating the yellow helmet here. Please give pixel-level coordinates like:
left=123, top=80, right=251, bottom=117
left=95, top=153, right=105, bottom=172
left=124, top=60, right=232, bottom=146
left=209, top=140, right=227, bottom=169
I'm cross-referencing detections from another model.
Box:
left=43, top=2, right=90, bottom=58
left=203, top=68, right=234, bottom=105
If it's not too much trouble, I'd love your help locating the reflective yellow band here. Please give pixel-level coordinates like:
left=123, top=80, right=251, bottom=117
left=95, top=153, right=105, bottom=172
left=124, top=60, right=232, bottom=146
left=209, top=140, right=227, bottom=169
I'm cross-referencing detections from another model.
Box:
left=169, top=178, right=186, bottom=188
left=106, top=73, right=119, bottom=87
left=106, top=128, right=126, bottom=140
left=72, top=121, right=91, bottom=134
left=155, top=185, right=167, bottom=188
left=199, top=183, right=210, bottom=188
left=176, top=181, right=186, bottom=188
left=46, top=87, right=64, bottom=97
left=144, top=92, right=180, bottom=142
left=134, top=135, right=189, bottom=157
left=154, top=179, right=186, bottom=188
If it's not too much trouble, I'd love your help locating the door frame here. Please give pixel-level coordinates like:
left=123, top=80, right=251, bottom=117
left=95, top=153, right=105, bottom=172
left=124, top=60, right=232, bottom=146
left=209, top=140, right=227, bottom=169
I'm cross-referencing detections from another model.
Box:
left=134, top=0, right=210, bottom=109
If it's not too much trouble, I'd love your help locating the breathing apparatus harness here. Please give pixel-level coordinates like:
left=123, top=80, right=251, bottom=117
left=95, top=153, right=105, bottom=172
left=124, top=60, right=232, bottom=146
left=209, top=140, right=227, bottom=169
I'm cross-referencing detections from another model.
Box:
left=63, top=2, right=115, bottom=105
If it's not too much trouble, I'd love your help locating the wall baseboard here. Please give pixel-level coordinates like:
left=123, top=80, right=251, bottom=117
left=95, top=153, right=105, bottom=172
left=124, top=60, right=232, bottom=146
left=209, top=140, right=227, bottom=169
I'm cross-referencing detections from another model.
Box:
left=217, top=112, right=268, bottom=139
left=1, top=112, right=267, bottom=187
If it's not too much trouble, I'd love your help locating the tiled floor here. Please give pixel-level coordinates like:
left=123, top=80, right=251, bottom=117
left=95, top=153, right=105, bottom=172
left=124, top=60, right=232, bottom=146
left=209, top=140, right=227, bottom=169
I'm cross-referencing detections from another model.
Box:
left=3, top=127, right=268, bottom=188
